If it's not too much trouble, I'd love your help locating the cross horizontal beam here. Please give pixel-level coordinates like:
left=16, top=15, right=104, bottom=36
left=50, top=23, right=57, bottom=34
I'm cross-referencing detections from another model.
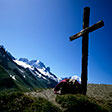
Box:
left=70, top=20, right=104, bottom=41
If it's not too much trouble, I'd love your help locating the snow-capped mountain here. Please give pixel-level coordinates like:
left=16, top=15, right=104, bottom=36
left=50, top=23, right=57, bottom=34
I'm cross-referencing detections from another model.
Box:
left=62, top=75, right=81, bottom=83
left=71, top=75, right=81, bottom=82
left=0, top=46, right=61, bottom=91
left=19, top=58, right=46, bottom=69
left=0, top=45, right=81, bottom=92
left=14, top=58, right=61, bottom=82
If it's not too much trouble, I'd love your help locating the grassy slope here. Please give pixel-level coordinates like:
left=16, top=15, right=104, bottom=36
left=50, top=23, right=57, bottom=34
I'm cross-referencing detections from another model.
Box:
left=0, top=92, right=62, bottom=112
left=0, top=84, right=112, bottom=112
left=26, top=84, right=112, bottom=112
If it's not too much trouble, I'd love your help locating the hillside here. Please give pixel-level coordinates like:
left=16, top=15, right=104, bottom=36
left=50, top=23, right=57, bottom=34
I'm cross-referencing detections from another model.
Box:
left=0, top=65, right=18, bottom=91
left=25, top=84, right=112, bottom=112
left=0, top=84, right=112, bottom=112
left=26, top=84, right=112, bottom=104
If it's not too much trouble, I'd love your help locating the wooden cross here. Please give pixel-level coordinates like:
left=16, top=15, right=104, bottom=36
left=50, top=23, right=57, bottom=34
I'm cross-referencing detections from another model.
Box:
left=69, top=7, right=104, bottom=95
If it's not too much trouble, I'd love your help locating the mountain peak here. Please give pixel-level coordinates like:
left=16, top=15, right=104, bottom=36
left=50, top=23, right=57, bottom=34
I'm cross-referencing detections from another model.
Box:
left=71, top=75, right=81, bottom=82
left=36, top=60, right=41, bottom=64
left=19, top=58, right=29, bottom=63
left=29, top=59, right=45, bottom=69
left=14, top=58, right=61, bottom=82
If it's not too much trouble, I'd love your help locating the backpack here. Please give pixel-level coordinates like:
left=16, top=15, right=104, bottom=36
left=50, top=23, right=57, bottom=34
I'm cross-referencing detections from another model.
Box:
left=54, top=79, right=81, bottom=94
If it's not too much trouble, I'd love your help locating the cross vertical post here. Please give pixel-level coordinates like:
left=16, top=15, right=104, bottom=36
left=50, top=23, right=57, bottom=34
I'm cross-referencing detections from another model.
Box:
left=81, top=7, right=90, bottom=95
left=69, top=7, right=104, bottom=95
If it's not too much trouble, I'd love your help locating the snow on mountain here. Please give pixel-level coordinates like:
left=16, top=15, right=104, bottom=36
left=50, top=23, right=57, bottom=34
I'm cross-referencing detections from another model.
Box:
left=62, top=75, right=81, bottom=83
left=10, top=75, right=16, bottom=80
left=13, top=58, right=61, bottom=82
left=37, top=68, right=59, bottom=82
left=19, top=58, right=29, bottom=63
left=13, top=59, right=80, bottom=83
left=14, top=60, right=34, bottom=70
left=14, top=58, right=80, bottom=83
left=29, top=60, right=46, bottom=69
left=71, top=75, right=81, bottom=82
left=18, top=58, right=46, bottom=69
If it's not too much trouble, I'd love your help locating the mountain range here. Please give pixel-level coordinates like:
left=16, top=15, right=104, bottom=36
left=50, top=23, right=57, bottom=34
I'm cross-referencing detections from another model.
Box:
left=0, top=45, right=81, bottom=92
left=0, top=45, right=61, bottom=91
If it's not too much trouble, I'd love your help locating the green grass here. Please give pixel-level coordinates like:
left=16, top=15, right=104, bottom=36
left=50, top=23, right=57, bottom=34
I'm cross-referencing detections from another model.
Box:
left=26, top=97, right=62, bottom=112
left=0, top=87, right=112, bottom=112
left=0, top=91, right=62, bottom=112
left=56, top=94, right=111, bottom=112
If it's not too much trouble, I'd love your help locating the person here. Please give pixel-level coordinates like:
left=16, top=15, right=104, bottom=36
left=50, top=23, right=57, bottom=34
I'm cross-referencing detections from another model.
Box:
left=54, top=78, right=81, bottom=94
left=54, top=79, right=68, bottom=94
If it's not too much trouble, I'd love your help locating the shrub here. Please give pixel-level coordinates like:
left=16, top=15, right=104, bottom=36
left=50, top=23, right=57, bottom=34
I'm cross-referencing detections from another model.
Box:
left=56, top=94, right=109, bottom=112
left=0, top=91, right=32, bottom=112
left=25, top=97, right=62, bottom=112
left=0, top=91, right=62, bottom=112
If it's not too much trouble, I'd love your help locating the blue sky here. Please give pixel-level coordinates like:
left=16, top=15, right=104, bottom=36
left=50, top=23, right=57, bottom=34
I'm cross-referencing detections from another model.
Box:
left=0, top=0, right=112, bottom=84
